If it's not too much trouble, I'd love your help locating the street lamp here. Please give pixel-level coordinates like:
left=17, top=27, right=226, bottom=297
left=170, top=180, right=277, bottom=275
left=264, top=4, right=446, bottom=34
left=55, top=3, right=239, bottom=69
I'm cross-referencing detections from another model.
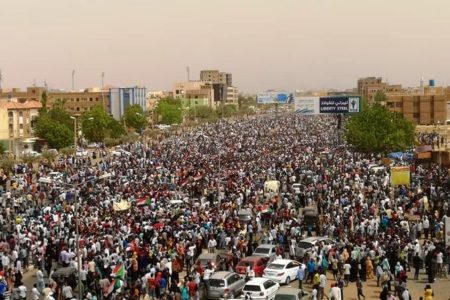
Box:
left=70, top=116, right=77, bottom=149
left=63, top=172, right=112, bottom=300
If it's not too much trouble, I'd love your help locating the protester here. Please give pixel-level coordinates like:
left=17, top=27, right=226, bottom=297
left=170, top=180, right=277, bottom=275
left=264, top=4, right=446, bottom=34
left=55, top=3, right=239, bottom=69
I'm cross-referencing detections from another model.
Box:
left=0, top=114, right=448, bottom=300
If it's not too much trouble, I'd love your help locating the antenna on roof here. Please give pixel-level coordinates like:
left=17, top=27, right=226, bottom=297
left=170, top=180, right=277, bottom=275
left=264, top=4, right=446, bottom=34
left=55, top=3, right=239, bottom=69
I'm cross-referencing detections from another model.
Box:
left=72, top=69, right=75, bottom=91
left=186, top=66, right=190, bottom=82
left=44, top=80, right=48, bottom=90
left=101, top=72, right=105, bottom=88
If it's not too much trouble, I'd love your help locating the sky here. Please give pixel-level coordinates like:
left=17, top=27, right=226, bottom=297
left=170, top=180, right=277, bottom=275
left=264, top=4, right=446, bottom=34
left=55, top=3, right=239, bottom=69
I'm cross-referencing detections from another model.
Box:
left=1, top=0, right=450, bottom=93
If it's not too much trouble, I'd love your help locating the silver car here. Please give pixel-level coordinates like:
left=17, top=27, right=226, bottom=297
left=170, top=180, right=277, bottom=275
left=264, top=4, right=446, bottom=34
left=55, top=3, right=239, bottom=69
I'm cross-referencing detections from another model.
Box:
left=207, top=271, right=245, bottom=299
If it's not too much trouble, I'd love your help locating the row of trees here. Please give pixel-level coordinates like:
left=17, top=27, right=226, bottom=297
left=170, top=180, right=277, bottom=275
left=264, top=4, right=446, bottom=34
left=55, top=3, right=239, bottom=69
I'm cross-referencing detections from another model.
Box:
left=155, top=97, right=259, bottom=125
left=34, top=93, right=148, bottom=149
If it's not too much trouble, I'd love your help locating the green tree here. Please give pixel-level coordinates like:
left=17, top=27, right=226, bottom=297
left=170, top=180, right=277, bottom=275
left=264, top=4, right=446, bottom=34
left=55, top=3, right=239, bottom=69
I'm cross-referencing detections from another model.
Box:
left=81, top=105, right=111, bottom=142
left=345, top=103, right=415, bottom=154
left=34, top=112, right=73, bottom=149
left=217, top=104, right=238, bottom=118
left=374, top=90, right=388, bottom=102
left=124, top=104, right=148, bottom=131
left=108, top=118, right=126, bottom=139
left=82, top=105, right=126, bottom=142
left=0, top=157, right=16, bottom=173
left=155, top=99, right=182, bottom=124
left=41, top=150, right=57, bottom=164
left=0, top=142, right=6, bottom=156
left=40, top=91, right=48, bottom=112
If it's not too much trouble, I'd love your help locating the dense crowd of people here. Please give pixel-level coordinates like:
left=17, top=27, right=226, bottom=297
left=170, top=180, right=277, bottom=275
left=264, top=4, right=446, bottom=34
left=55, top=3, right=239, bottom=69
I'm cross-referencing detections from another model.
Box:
left=0, top=114, right=448, bottom=300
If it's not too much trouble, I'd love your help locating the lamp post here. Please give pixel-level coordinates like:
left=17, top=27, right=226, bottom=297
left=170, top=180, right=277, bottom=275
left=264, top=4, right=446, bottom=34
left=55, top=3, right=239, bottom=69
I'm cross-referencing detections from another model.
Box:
left=70, top=116, right=77, bottom=148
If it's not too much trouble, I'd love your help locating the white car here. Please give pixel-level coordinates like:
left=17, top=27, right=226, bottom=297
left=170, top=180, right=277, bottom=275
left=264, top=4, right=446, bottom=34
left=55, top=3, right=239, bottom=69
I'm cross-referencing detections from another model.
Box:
left=241, top=278, right=279, bottom=300
left=253, top=244, right=278, bottom=263
left=112, top=149, right=131, bottom=157
left=263, top=259, right=301, bottom=285
left=76, top=149, right=88, bottom=157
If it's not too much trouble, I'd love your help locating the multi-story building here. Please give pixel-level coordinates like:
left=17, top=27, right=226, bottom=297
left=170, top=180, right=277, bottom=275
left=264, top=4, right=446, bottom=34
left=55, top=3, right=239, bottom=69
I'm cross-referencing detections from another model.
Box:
left=173, top=81, right=216, bottom=108
left=0, top=87, right=110, bottom=115
left=200, top=70, right=232, bottom=86
left=47, top=88, right=110, bottom=115
left=385, top=94, right=447, bottom=125
left=0, top=99, right=41, bottom=155
left=225, top=86, right=239, bottom=104
left=357, top=77, right=404, bottom=102
left=109, top=87, right=147, bottom=120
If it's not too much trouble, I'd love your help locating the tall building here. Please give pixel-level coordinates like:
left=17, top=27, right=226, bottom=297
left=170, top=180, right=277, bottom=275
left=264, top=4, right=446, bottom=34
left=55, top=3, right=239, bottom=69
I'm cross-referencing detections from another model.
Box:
left=0, top=99, right=41, bottom=155
left=200, top=70, right=232, bottom=86
left=200, top=69, right=237, bottom=105
left=173, top=81, right=216, bottom=108
left=357, top=77, right=403, bottom=102
left=109, top=87, right=147, bottom=120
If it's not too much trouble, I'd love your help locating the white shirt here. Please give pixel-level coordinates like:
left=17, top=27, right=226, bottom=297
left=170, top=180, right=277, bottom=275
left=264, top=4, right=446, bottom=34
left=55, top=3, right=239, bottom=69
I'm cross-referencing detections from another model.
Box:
left=32, top=287, right=41, bottom=300
left=329, top=287, right=341, bottom=300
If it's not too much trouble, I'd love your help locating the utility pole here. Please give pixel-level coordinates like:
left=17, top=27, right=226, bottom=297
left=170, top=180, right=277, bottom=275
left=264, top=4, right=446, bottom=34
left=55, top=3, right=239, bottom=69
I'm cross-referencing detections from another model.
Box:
left=72, top=69, right=75, bottom=91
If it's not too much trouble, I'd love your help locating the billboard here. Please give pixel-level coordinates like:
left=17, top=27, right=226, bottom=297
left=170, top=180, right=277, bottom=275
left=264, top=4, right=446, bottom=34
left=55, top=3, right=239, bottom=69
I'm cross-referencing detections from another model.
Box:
left=319, top=96, right=361, bottom=113
left=295, top=97, right=320, bottom=115
left=390, top=166, right=411, bottom=186
left=257, top=92, right=295, bottom=104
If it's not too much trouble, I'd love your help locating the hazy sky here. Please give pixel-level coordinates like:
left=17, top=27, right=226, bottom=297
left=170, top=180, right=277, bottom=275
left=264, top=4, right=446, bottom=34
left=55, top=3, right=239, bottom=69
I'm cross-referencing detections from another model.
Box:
left=1, top=0, right=450, bottom=93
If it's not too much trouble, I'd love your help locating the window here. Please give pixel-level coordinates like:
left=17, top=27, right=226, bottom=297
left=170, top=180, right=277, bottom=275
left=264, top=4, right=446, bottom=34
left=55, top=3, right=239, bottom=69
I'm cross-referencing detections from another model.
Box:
left=19, top=111, right=23, bottom=117
left=77, top=107, right=80, bottom=111
left=413, top=113, right=420, bottom=118
left=396, top=102, right=402, bottom=108
left=90, top=98, right=93, bottom=101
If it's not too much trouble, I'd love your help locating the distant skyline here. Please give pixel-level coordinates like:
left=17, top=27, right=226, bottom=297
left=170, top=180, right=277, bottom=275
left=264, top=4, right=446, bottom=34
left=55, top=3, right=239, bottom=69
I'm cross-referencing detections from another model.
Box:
left=1, top=0, right=450, bottom=93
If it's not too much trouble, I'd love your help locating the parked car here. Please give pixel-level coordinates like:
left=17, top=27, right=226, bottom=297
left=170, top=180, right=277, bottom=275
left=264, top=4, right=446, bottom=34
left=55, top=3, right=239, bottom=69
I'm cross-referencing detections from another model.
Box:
left=194, top=252, right=230, bottom=271
left=274, top=287, right=310, bottom=300
left=235, top=256, right=269, bottom=277
left=207, top=271, right=245, bottom=299
left=76, top=149, right=88, bottom=157
left=241, top=278, right=279, bottom=300
left=263, top=259, right=301, bottom=285
left=253, top=244, right=277, bottom=263
left=112, top=148, right=131, bottom=157
left=296, top=236, right=335, bottom=256
left=237, top=209, right=254, bottom=223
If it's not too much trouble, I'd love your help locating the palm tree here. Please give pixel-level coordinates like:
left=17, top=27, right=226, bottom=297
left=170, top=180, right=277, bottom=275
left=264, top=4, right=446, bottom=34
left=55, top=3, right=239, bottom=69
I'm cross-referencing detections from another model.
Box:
left=21, top=154, right=40, bottom=170
left=41, top=150, right=58, bottom=165
left=0, top=157, right=16, bottom=175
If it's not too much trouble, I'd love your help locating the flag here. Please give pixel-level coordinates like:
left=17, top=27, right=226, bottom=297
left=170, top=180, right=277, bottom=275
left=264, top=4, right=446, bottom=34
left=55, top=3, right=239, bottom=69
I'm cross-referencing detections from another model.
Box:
left=105, top=279, right=115, bottom=296
left=111, top=264, right=125, bottom=279
left=137, top=197, right=152, bottom=206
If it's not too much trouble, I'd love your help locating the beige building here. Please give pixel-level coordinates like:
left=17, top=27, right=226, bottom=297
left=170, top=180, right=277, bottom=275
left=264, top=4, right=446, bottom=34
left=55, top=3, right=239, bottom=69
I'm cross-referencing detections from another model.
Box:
left=225, top=86, right=238, bottom=104
left=386, top=94, right=447, bottom=125
left=200, top=70, right=232, bottom=86
left=0, top=99, right=42, bottom=155
left=174, top=81, right=216, bottom=108
left=357, top=77, right=403, bottom=102
left=0, top=87, right=110, bottom=116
